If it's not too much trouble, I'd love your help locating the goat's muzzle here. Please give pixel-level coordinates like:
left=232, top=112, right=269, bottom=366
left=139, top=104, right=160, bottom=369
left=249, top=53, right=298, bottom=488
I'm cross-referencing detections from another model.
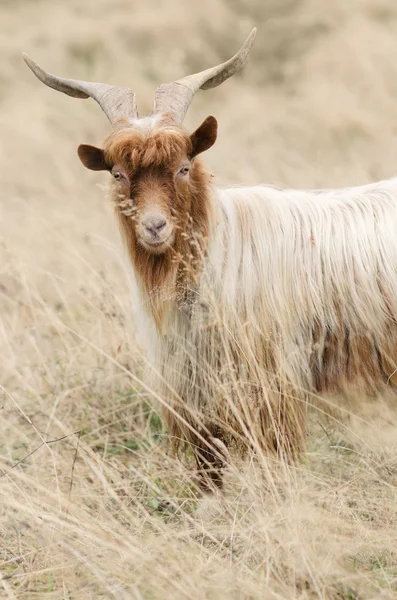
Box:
left=138, top=211, right=174, bottom=254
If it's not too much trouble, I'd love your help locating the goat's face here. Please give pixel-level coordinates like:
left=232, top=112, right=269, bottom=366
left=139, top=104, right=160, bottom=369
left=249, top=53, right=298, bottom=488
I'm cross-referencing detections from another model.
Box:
left=78, top=116, right=217, bottom=256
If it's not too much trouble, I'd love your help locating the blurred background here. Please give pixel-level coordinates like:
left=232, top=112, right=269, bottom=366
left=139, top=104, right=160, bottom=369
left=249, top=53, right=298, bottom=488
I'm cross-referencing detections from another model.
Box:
left=3, top=0, right=397, bottom=301
left=2, top=2, right=397, bottom=597
left=3, top=0, right=397, bottom=299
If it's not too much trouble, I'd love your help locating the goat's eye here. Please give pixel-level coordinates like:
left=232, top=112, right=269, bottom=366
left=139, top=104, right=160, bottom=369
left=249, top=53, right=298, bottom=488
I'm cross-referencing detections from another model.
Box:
left=179, top=166, right=190, bottom=175
left=113, top=171, right=121, bottom=180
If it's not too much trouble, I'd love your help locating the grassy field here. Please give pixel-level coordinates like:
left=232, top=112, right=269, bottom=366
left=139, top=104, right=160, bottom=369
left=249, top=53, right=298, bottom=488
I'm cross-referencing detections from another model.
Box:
left=2, top=0, right=397, bottom=597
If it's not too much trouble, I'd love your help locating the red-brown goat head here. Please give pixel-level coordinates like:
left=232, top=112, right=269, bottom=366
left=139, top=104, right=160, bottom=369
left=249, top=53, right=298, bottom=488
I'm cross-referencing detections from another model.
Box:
left=77, top=115, right=218, bottom=255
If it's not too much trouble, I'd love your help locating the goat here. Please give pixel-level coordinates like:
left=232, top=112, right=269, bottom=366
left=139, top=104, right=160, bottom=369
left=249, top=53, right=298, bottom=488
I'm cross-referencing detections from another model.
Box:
left=23, top=29, right=397, bottom=488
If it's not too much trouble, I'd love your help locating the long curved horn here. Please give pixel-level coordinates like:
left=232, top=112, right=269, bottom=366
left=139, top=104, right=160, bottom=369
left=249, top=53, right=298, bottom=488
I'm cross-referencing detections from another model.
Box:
left=152, top=28, right=257, bottom=123
left=22, top=53, right=138, bottom=124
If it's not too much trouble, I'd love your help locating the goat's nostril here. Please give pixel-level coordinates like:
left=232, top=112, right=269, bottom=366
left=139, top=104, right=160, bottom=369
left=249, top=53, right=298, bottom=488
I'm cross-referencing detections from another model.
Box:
left=143, top=217, right=167, bottom=235
left=153, top=218, right=166, bottom=232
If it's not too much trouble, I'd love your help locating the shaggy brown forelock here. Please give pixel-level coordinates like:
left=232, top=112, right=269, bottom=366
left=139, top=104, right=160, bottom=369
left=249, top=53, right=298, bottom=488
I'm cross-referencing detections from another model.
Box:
left=103, top=129, right=192, bottom=171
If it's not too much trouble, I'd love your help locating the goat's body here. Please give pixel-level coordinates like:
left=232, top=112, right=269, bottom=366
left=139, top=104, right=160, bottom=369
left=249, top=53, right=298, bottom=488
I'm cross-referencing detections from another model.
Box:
left=26, top=31, right=397, bottom=484
left=130, top=177, right=397, bottom=459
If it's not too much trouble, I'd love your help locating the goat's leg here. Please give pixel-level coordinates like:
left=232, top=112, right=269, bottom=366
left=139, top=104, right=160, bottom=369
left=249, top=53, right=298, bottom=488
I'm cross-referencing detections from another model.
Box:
left=193, top=425, right=227, bottom=492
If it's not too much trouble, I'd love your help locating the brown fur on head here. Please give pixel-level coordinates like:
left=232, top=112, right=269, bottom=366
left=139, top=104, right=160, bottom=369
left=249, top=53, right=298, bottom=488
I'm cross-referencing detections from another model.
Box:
left=77, top=115, right=217, bottom=318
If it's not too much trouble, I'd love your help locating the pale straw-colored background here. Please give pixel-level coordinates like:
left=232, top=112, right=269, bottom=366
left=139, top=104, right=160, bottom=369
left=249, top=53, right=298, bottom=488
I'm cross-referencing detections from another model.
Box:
left=1, top=1, right=397, bottom=598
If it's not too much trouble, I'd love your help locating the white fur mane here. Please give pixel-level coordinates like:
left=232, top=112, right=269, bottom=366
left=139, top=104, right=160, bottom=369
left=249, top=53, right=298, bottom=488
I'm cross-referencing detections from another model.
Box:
left=208, top=178, right=397, bottom=374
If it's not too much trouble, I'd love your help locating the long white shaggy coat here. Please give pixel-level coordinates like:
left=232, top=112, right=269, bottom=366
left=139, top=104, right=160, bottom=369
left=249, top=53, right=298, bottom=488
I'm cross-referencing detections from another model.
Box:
left=131, top=177, right=397, bottom=451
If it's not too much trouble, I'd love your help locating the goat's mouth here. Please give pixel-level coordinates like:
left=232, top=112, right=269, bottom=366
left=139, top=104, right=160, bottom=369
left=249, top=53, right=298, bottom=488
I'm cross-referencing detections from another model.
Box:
left=139, top=232, right=174, bottom=254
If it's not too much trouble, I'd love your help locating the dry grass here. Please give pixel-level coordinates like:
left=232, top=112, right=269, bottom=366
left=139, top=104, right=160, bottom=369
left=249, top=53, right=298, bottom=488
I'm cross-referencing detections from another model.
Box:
left=2, top=0, right=397, bottom=597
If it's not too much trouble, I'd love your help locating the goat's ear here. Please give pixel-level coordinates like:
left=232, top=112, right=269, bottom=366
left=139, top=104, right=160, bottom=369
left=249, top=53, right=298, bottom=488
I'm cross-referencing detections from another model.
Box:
left=190, top=116, right=218, bottom=158
left=77, top=144, right=109, bottom=171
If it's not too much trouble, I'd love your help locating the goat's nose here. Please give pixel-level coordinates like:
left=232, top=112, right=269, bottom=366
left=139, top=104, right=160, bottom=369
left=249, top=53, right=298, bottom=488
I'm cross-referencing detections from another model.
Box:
left=143, top=216, right=167, bottom=235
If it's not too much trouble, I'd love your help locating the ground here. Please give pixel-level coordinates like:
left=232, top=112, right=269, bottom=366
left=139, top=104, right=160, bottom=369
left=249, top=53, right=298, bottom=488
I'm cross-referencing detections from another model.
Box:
left=1, top=0, right=397, bottom=598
